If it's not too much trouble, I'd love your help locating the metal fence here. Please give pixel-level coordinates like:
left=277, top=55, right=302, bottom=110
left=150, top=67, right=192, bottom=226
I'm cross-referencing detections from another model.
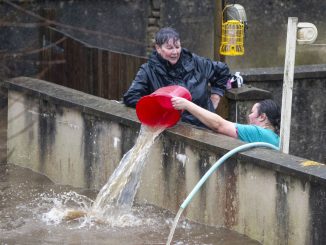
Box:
left=40, top=27, right=147, bottom=101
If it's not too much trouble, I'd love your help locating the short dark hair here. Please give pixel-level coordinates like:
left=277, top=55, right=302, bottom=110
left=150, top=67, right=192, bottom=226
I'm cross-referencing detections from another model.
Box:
left=257, top=99, right=281, bottom=134
left=155, top=27, right=180, bottom=46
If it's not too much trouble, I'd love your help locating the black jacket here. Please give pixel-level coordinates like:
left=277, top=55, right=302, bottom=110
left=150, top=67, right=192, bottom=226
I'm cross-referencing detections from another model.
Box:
left=123, top=48, right=230, bottom=127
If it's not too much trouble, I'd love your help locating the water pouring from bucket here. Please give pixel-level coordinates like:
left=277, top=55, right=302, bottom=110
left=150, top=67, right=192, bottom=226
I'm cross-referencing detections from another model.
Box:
left=55, top=86, right=192, bottom=226
left=136, top=85, right=192, bottom=128
left=89, top=86, right=191, bottom=220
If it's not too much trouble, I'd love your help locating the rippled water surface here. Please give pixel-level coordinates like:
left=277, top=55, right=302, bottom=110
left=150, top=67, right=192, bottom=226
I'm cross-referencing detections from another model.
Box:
left=0, top=164, right=261, bottom=245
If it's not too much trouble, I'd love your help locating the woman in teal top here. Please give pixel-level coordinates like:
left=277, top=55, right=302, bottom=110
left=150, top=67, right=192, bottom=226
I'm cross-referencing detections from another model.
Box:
left=171, top=98, right=280, bottom=148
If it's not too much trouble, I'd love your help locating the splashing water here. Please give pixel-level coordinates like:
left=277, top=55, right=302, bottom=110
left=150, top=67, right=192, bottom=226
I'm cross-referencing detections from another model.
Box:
left=41, top=191, right=93, bottom=225
left=90, top=125, right=165, bottom=217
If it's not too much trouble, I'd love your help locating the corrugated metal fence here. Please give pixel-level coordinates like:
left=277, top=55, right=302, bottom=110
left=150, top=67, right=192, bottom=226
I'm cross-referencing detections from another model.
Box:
left=39, top=27, right=147, bottom=100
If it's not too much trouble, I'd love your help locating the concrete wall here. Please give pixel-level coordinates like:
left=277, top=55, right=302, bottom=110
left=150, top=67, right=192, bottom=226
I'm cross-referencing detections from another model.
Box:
left=1, top=77, right=326, bottom=245
left=224, top=0, right=326, bottom=69
left=158, top=0, right=326, bottom=68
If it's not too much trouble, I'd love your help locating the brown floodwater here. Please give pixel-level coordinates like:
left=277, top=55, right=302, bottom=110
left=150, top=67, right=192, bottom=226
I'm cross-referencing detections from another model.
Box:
left=0, top=164, right=261, bottom=245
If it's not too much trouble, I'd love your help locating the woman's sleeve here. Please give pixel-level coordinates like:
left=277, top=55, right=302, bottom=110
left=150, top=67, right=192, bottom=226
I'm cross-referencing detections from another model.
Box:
left=123, top=65, right=150, bottom=108
left=209, top=61, right=230, bottom=96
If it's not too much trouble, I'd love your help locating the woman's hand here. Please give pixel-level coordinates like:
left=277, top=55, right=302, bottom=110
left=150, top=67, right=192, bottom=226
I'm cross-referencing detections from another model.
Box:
left=210, top=94, right=221, bottom=110
left=171, top=97, right=190, bottom=110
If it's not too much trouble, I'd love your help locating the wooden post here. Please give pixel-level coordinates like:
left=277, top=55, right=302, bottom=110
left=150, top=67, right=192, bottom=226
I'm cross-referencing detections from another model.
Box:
left=280, top=17, right=298, bottom=153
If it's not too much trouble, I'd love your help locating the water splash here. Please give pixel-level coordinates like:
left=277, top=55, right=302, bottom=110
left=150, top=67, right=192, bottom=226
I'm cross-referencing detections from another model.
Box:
left=40, top=191, right=94, bottom=225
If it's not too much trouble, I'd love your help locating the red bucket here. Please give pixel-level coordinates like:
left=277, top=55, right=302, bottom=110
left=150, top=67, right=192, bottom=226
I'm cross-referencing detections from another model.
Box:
left=136, top=85, right=192, bottom=128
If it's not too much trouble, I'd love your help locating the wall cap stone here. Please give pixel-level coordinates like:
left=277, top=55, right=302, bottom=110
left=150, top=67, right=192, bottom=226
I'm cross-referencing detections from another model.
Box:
left=226, top=85, right=272, bottom=101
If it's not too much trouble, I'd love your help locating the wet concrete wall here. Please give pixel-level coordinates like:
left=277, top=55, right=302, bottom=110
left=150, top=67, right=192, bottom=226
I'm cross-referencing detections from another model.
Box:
left=1, top=77, right=326, bottom=245
left=225, top=0, right=326, bottom=69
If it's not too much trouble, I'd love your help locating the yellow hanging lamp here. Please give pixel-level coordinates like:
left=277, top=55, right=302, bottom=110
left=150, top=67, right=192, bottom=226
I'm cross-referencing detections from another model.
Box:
left=219, top=4, right=247, bottom=56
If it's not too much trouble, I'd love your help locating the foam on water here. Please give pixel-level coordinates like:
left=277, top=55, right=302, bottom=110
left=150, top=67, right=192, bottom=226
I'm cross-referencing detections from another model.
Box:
left=39, top=190, right=160, bottom=228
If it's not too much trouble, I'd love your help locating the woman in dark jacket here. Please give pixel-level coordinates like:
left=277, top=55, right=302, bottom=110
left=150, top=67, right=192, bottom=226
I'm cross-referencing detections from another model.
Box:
left=123, top=27, right=231, bottom=127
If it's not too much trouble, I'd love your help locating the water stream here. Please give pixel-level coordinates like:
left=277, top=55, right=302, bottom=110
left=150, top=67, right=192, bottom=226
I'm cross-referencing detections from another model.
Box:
left=91, top=125, right=164, bottom=217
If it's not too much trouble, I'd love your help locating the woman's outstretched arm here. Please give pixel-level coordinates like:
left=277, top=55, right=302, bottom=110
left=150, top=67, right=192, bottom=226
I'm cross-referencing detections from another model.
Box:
left=171, top=97, right=237, bottom=138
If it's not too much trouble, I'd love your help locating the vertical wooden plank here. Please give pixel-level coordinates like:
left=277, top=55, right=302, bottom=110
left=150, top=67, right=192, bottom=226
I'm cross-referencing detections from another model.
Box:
left=75, top=39, right=84, bottom=92
left=61, top=34, right=68, bottom=87
left=39, top=28, right=50, bottom=81
left=0, top=86, right=8, bottom=164
left=66, top=38, right=73, bottom=89
left=95, top=49, right=103, bottom=98
left=74, top=39, right=80, bottom=91
left=85, top=46, right=93, bottom=95
left=102, top=51, right=109, bottom=99
left=65, top=38, right=73, bottom=89
left=86, top=46, right=92, bottom=94
left=38, top=8, right=56, bottom=81
left=76, top=40, right=83, bottom=92
left=280, top=17, right=298, bottom=153
left=46, top=28, right=53, bottom=82
left=72, top=38, right=78, bottom=90
left=118, top=54, right=127, bottom=100
left=55, top=31, right=66, bottom=86
left=108, top=51, right=119, bottom=100
left=124, top=54, right=135, bottom=97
